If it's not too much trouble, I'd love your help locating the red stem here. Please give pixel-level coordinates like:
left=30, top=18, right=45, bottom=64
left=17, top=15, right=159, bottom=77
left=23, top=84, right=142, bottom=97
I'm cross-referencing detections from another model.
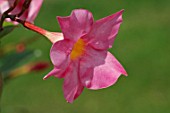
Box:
left=23, top=21, right=47, bottom=36
left=17, top=19, right=62, bottom=44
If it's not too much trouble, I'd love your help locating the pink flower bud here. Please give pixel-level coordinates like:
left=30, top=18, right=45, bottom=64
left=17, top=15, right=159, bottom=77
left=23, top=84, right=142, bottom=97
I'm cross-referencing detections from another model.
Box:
left=0, top=0, right=43, bottom=23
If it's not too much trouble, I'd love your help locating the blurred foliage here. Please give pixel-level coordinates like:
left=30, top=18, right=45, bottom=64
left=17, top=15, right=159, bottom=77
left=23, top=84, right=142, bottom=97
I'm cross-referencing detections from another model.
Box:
left=0, top=25, right=16, bottom=40
left=0, top=50, right=34, bottom=75
left=0, top=35, right=49, bottom=80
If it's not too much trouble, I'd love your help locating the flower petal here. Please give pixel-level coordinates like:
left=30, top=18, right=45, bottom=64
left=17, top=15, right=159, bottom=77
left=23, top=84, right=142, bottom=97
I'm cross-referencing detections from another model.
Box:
left=43, top=67, right=65, bottom=80
left=63, top=61, right=84, bottom=103
left=48, top=39, right=72, bottom=78
left=45, top=32, right=64, bottom=44
left=0, top=0, right=10, bottom=18
left=88, top=52, right=127, bottom=90
left=43, top=68, right=59, bottom=80
left=83, top=10, right=124, bottom=50
left=50, top=39, right=72, bottom=67
left=26, top=0, right=43, bottom=23
left=79, top=45, right=107, bottom=87
left=0, top=0, right=43, bottom=23
left=57, top=9, right=94, bottom=42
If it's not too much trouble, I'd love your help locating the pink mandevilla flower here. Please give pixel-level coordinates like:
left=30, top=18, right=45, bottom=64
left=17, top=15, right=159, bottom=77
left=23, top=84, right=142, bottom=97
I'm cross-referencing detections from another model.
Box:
left=0, top=0, right=43, bottom=23
left=44, top=9, right=127, bottom=103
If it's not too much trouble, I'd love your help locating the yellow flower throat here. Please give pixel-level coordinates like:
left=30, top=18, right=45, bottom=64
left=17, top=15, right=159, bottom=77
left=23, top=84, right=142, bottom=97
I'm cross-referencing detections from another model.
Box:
left=70, top=39, right=85, bottom=60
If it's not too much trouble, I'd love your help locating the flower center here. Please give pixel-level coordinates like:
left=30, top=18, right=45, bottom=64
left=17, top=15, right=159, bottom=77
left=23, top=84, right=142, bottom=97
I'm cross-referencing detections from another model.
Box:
left=70, top=39, right=85, bottom=60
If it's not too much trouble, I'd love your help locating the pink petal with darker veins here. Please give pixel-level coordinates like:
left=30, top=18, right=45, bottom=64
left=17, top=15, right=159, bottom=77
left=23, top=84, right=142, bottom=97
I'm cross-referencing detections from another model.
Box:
left=87, top=52, right=127, bottom=90
left=48, top=40, right=73, bottom=78
left=57, top=9, right=94, bottom=42
left=50, top=40, right=72, bottom=67
left=63, top=61, right=84, bottom=103
left=79, top=45, right=107, bottom=87
left=83, top=10, right=124, bottom=50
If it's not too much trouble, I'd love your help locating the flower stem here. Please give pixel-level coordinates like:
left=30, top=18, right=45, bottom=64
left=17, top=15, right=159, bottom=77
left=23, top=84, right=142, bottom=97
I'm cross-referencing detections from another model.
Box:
left=22, top=21, right=48, bottom=37
left=0, top=72, right=3, bottom=112
left=15, top=19, right=63, bottom=43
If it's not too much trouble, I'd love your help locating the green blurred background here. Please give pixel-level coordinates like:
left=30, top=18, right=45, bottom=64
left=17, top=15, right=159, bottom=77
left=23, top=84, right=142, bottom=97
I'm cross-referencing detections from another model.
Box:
left=1, top=0, right=170, bottom=113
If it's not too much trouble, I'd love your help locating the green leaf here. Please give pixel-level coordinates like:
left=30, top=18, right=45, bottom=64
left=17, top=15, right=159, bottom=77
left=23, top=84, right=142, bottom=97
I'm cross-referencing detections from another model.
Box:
left=0, top=72, right=2, bottom=102
left=0, top=25, right=17, bottom=39
left=3, top=22, right=14, bottom=27
left=0, top=50, right=34, bottom=74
